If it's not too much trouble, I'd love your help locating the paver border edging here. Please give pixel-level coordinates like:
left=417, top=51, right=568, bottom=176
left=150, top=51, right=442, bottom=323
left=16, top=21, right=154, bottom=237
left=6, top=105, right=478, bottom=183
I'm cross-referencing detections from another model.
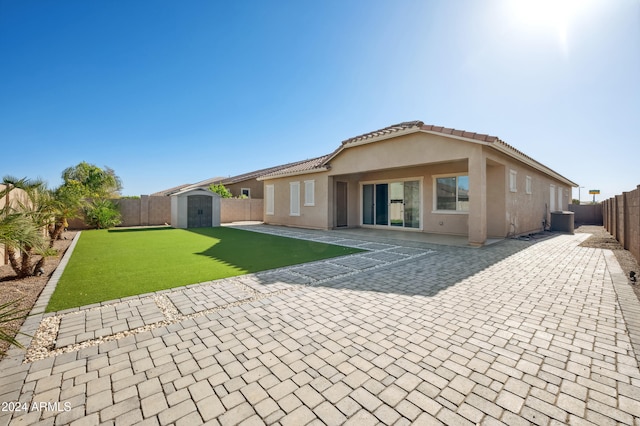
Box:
left=604, top=249, right=640, bottom=366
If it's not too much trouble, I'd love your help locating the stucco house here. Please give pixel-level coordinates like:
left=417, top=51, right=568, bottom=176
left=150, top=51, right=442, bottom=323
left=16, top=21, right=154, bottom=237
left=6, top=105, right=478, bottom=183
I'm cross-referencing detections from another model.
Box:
left=257, top=121, right=577, bottom=246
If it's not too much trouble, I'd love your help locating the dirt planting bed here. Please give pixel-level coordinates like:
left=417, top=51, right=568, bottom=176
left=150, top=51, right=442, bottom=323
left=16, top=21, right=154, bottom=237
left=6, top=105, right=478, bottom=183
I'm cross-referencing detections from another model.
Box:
left=0, top=232, right=76, bottom=358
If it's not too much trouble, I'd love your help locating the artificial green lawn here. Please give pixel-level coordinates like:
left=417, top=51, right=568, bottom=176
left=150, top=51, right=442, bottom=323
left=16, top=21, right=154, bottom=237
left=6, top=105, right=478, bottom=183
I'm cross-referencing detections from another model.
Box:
left=46, top=227, right=362, bottom=312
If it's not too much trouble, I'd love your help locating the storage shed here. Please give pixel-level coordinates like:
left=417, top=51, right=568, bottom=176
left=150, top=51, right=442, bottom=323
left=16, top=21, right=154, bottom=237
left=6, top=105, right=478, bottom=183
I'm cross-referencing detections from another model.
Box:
left=170, top=188, right=221, bottom=228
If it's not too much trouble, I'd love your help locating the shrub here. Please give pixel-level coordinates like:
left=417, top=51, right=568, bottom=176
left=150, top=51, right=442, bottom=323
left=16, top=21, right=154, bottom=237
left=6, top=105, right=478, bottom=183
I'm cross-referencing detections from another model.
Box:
left=209, top=183, right=233, bottom=198
left=84, top=199, right=122, bottom=229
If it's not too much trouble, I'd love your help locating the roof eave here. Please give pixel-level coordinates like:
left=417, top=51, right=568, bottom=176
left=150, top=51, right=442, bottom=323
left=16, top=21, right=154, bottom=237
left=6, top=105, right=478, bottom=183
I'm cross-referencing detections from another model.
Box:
left=423, top=129, right=577, bottom=187
left=257, top=166, right=330, bottom=181
left=419, top=129, right=494, bottom=146
left=490, top=143, right=578, bottom=187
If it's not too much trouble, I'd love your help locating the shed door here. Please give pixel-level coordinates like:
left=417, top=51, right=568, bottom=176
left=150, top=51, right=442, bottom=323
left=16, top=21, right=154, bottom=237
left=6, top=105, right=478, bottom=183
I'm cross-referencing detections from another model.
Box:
left=187, top=195, right=212, bottom=228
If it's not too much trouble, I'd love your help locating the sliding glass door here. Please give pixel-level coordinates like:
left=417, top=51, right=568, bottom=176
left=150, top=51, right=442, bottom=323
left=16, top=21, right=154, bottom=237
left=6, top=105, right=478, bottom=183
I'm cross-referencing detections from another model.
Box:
left=362, top=180, right=420, bottom=229
left=403, top=180, right=420, bottom=228
left=375, top=184, right=388, bottom=225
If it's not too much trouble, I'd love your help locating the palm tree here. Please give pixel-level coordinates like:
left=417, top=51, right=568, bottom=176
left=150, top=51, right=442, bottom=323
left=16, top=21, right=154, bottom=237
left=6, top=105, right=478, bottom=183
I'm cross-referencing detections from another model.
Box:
left=48, top=183, right=85, bottom=246
left=1, top=177, right=54, bottom=278
left=0, top=300, right=28, bottom=350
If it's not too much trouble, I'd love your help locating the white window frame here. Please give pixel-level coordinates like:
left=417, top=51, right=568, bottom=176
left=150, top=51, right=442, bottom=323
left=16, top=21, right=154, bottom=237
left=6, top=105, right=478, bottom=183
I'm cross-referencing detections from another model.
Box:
left=304, top=180, right=315, bottom=206
left=290, top=182, right=300, bottom=216
left=266, top=185, right=274, bottom=215
left=432, top=173, right=469, bottom=214
left=509, top=169, right=518, bottom=193
left=550, top=184, right=556, bottom=212
left=241, top=188, right=251, bottom=198
left=525, top=176, right=532, bottom=195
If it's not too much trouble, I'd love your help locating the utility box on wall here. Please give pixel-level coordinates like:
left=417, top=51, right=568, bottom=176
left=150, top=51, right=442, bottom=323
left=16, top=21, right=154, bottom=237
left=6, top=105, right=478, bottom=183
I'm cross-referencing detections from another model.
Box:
left=551, top=211, right=574, bottom=234
left=170, top=188, right=221, bottom=228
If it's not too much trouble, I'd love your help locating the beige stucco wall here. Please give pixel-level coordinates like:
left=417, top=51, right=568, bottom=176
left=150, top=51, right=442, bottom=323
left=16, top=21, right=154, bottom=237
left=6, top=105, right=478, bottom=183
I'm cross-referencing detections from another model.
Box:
left=484, top=149, right=571, bottom=237
left=262, top=173, right=330, bottom=229
left=331, top=161, right=470, bottom=235
left=328, top=132, right=471, bottom=176
left=225, top=180, right=264, bottom=199
left=327, top=133, right=477, bottom=236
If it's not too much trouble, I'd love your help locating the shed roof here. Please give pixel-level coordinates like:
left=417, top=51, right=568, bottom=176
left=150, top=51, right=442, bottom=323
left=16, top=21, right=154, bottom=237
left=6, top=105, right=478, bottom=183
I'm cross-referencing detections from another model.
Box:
left=171, top=187, right=221, bottom=197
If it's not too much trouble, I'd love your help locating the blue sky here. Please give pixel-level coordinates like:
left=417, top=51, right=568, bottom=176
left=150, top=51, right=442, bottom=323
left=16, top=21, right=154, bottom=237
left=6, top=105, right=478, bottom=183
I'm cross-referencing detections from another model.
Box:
left=1, top=0, right=638, bottom=202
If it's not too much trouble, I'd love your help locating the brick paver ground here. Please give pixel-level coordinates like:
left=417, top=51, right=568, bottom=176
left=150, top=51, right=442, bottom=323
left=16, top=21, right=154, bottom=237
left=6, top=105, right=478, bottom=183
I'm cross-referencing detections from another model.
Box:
left=1, top=225, right=639, bottom=425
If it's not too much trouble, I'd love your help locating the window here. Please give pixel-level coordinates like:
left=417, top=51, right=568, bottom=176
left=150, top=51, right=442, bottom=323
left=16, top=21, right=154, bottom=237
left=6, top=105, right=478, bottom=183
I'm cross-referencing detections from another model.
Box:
left=434, top=175, right=469, bottom=212
left=241, top=188, right=250, bottom=198
left=550, top=184, right=556, bottom=212
left=509, top=170, right=518, bottom=192
left=266, top=185, right=274, bottom=215
left=525, top=176, right=532, bottom=194
left=304, top=180, right=315, bottom=206
left=290, top=182, right=300, bottom=216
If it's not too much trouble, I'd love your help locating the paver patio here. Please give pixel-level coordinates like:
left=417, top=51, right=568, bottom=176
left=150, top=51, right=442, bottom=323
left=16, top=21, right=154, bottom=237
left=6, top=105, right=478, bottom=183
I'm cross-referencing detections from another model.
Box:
left=1, top=225, right=639, bottom=425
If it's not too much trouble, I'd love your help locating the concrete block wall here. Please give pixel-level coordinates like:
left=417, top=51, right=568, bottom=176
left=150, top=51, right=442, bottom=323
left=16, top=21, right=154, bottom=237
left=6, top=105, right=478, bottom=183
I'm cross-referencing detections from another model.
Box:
left=68, top=197, right=264, bottom=229
left=148, top=196, right=172, bottom=225
left=115, top=196, right=171, bottom=227
left=568, top=204, right=603, bottom=225
left=116, top=198, right=143, bottom=227
left=604, top=185, right=640, bottom=265
left=220, top=198, right=264, bottom=223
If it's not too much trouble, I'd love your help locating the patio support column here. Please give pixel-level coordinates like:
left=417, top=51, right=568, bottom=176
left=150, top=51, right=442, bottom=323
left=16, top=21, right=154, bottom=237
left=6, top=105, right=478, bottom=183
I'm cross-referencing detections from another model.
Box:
left=468, top=148, right=487, bottom=246
left=327, top=176, right=334, bottom=229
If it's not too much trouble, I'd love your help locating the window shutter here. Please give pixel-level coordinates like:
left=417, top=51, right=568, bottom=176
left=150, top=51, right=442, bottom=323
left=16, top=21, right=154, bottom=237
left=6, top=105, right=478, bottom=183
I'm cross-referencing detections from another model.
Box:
left=304, top=180, right=315, bottom=206
left=290, top=182, right=300, bottom=216
left=266, top=185, right=274, bottom=215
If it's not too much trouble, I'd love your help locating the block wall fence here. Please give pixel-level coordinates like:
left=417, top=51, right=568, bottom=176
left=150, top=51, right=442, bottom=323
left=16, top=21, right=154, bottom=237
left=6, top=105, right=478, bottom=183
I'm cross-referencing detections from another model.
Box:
left=568, top=204, right=603, bottom=225
left=603, top=185, right=640, bottom=265
left=68, top=196, right=263, bottom=230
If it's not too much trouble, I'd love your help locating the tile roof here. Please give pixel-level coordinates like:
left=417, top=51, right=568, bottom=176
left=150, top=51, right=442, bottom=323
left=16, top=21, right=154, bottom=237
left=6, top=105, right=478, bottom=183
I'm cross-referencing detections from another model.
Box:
left=420, top=124, right=499, bottom=143
left=220, top=158, right=319, bottom=185
left=341, top=121, right=424, bottom=145
left=341, top=120, right=500, bottom=146
left=258, top=154, right=331, bottom=179
left=263, top=120, right=575, bottom=186
left=185, top=176, right=227, bottom=190
left=149, top=184, right=192, bottom=197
